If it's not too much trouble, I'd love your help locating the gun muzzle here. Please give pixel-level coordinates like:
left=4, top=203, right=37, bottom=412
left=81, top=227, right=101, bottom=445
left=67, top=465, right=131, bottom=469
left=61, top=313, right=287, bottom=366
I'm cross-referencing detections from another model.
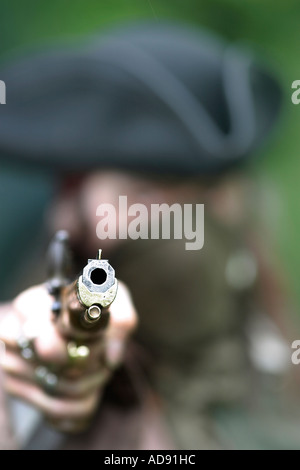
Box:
left=47, top=232, right=118, bottom=332
left=77, top=249, right=118, bottom=328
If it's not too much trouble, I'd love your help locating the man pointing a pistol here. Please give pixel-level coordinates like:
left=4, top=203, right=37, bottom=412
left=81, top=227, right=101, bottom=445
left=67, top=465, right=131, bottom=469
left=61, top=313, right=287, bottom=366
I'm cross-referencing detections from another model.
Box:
left=0, top=232, right=137, bottom=437
left=0, top=22, right=298, bottom=450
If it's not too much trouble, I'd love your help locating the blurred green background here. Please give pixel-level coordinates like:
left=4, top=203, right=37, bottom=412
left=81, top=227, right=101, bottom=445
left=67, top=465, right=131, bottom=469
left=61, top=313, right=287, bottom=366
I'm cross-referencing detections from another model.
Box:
left=0, top=0, right=299, bottom=302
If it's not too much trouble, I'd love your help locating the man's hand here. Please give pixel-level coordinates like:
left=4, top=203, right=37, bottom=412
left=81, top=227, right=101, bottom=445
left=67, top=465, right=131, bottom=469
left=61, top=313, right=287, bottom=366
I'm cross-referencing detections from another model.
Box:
left=0, top=281, right=137, bottom=433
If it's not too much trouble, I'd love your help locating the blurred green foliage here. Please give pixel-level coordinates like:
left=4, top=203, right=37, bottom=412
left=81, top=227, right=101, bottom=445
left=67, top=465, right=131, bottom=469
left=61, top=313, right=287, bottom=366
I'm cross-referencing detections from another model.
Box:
left=0, top=0, right=299, bottom=301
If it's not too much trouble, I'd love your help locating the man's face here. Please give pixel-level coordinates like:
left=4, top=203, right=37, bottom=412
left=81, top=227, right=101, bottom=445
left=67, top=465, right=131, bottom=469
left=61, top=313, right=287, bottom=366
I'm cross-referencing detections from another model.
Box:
left=48, top=171, right=169, bottom=255
left=47, top=170, right=247, bottom=256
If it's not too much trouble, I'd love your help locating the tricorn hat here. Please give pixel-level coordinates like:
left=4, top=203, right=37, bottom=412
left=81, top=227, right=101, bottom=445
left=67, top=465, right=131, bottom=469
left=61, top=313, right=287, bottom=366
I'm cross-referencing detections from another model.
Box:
left=0, top=21, right=282, bottom=175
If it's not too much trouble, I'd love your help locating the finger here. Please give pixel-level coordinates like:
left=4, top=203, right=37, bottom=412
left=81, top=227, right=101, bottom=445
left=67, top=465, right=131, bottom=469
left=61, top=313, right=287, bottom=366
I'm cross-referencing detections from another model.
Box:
left=58, top=370, right=110, bottom=397
left=0, top=317, right=76, bottom=367
left=13, top=285, right=53, bottom=325
left=2, top=351, right=111, bottom=397
left=0, top=312, right=22, bottom=348
left=35, top=320, right=69, bottom=364
left=4, top=375, right=101, bottom=420
left=105, top=281, right=138, bottom=367
left=46, top=417, right=93, bottom=434
left=1, top=351, right=34, bottom=378
left=0, top=286, right=53, bottom=350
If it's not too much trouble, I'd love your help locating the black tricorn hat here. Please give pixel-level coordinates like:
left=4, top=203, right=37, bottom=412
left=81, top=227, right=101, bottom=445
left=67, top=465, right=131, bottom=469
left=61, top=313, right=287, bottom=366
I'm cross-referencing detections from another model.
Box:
left=0, top=21, right=282, bottom=175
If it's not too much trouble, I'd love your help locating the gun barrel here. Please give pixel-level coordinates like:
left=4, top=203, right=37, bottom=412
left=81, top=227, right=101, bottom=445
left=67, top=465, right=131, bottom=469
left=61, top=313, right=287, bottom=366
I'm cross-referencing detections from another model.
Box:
left=76, top=252, right=118, bottom=329
left=47, top=232, right=117, bottom=332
